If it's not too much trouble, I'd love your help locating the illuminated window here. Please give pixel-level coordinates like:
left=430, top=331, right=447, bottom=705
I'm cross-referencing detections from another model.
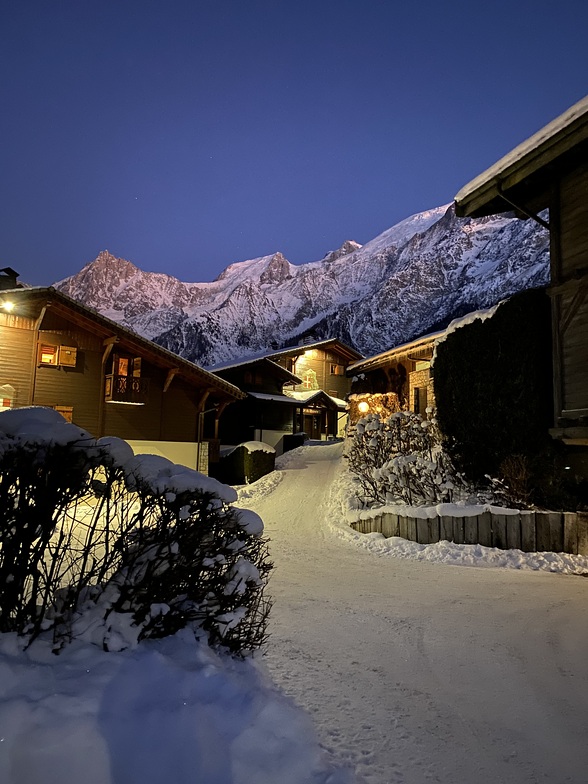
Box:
left=302, top=369, right=318, bottom=390
left=0, top=384, right=14, bottom=411
left=330, top=363, right=344, bottom=376
left=39, top=344, right=58, bottom=365
left=53, top=405, right=73, bottom=423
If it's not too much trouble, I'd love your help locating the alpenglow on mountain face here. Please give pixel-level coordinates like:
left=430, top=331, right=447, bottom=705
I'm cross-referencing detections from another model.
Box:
left=55, top=204, right=549, bottom=366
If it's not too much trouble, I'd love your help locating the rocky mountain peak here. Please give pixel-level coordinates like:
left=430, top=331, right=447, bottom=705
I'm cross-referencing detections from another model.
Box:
left=322, top=240, right=362, bottom=264
left=260, top=252, right=292, bottom=284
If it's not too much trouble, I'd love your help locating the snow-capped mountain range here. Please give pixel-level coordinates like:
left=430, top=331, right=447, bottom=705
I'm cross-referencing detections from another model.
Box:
left=55, top=203, right=550, bottom=366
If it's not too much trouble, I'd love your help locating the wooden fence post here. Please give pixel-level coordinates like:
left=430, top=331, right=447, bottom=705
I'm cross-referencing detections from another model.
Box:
left=440, top=515, right=454, bottom=542
left=464, top=516, right=478, bottom=545
left=492, top=514, right=508, bottom=549
left=427, top=516, right=440, bottom=544
left=407, top=516, right=417, bottom=543
left=577, top=513, right=588, bottom=556
left=563, top=512, right=579, bottom=554
left=520, top=511, right=536, bottom=552
left=382, top=512, right=399, bottom=538
left=506, top=514, right=522, bottom=550
left=477, top=512, right=492, bottom=547
left=452, top=517, right=465, bottom=545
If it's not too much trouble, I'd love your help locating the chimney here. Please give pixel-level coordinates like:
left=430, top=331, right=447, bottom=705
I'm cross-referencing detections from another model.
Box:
left=0, top=268, right=19, bottom=291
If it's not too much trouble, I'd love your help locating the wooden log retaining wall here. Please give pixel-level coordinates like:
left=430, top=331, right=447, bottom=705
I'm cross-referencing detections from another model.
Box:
left=350, top=510, right=588, bottom=556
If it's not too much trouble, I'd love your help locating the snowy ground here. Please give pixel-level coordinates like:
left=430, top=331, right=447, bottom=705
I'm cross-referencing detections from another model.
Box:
left=4, top=433, right=588, bottom=784
left=240, top=443, right=588, bottom=784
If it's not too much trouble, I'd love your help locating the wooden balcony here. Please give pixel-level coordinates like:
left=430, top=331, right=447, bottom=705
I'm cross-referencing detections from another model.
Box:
left=105, top=374, right=149, bottom=404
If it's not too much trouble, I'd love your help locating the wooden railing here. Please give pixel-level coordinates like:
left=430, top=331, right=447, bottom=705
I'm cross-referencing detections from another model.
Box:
left=105, top=374, right=149, bottom=404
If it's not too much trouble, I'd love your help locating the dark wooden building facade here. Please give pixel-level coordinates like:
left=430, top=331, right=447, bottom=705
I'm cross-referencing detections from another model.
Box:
left=0, top=287, right=243, bottom=471
left=454, top=95, right=588, bottom=475
left=211, top=339, right=362, bottom=447
left=212, top=357, right=302, bottom=452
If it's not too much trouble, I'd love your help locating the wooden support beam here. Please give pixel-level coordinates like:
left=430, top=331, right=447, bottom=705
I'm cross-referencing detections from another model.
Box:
left=33, top=304, right=48, bottom=332
left=101, top=341, right=115, bottom=366
left=560, top=280, right=588, bottom=336
left=103, top=335, right=120, bottom=346
left=496, top=185, right=550, bottom=230
left=196, top=389, right=211, bottom=414
left=163, top=368, right=179, bottom=393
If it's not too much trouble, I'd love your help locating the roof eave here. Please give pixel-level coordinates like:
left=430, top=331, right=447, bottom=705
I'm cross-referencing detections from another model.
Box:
left=455, top=95, right=588, bottom=219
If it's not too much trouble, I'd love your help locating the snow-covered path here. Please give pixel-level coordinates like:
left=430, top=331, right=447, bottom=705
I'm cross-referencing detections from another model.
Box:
left=246, top=443, right=588, bottom=784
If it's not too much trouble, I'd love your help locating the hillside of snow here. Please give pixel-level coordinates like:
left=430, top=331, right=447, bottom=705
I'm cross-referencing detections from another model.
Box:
left=55, top=204, right=549, bottom=365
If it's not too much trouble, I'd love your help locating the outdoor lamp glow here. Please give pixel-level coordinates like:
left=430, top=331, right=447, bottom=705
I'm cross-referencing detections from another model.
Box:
left=1, top=301, right=14, bottom=312
left=357, top=401, right=370, bottom=413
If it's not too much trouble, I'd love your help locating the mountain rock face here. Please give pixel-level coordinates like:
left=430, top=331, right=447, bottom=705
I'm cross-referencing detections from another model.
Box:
left=55, top=204, right=550, bottom=366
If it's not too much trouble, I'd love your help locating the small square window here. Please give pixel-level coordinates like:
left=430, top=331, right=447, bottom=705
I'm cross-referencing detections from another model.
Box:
left=39, top=344, right=58, bottom=365
left=58, top=346, right=78, bottom=367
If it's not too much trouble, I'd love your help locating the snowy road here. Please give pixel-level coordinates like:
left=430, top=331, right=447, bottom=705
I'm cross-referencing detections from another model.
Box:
left=246, top=443, right=588, bottom=784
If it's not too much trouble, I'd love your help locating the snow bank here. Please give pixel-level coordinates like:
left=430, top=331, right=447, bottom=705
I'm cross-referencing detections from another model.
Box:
left=317, top=446, right=588, bottom=576
left=349, top=501, right=520, bottom=523
left=236, top=470, right=284, bottom=506
left=0, top=631, right=350, bottom=784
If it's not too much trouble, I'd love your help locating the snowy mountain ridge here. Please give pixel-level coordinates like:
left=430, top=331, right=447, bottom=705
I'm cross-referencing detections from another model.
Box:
left=55, top=203, right=550, bottom=365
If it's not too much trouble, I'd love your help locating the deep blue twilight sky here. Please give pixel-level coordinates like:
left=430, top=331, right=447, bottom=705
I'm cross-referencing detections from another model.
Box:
left=2, top=0, right=587, bottom=286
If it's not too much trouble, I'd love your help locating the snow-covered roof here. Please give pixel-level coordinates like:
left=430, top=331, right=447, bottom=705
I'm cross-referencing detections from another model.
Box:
left=349, top=301, right=507, bottom=374
left=266, top=338, right=362, bottom=362
left=248, top=391, right=301, bottom=405
left=284, top=389, right=347, bottom=410
left=209, top=356, right=301, bottom=384
left=455, top=95, right=588, bottom=218
left=347, top=330, right=445, bottom=374
left=208, top=339, right=362, bottom=371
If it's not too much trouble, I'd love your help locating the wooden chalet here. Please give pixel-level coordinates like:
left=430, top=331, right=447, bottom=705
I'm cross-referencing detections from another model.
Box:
left=0, top=286, right=244, bottom=472
left=347, top=331, right=442, bottom=423
left=211, top=338, right=362, bottom=447
left=454, top=95, right=588, bottom=475
left=211, top=356, right=303, bottom=453
left=264, top=338, right=361, bottom=395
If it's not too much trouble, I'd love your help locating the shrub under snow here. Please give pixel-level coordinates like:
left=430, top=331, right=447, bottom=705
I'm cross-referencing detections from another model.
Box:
left=0, top=407, right=271, bottom=656
left=347, top=410, right=468, bottom=507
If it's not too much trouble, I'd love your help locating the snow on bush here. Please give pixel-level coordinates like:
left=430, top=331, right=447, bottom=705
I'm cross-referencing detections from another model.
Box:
left=347, top=410, right=469, bottom=507
left=0, top=407, right=271, bottom=656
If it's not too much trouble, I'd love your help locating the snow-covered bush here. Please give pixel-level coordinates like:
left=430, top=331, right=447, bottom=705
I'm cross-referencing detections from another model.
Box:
left=346, top=411, right=467, bottom=507
left=0, top=408, right=271, bottom=656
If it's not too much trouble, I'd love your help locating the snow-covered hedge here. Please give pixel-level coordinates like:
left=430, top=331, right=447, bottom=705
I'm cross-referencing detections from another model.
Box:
left=0, top=407, right=271, bottom=656
left=347, top=410, right=468, bottom=507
